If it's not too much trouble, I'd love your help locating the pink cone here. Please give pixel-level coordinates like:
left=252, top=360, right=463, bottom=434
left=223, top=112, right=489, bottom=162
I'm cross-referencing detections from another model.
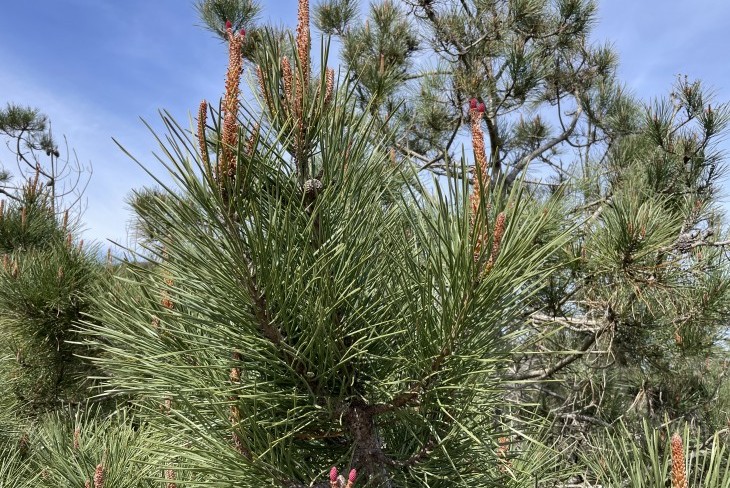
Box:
left=330, top=467, right=338, bottom=482
left=477, top=102, right=486, bottom=113
left=469, top=98, right=478, bottom=110
left=225, top=20, right=232, bottom=30
left=348, top=469, right=357, bottom=483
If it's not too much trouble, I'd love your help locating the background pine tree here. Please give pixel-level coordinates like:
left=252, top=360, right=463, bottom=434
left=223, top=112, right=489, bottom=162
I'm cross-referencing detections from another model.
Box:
left=0, top=105, right=124, bottom=487
left=0, top=114, right=104, bottom=416
left=0, top=104, right=91, bottom=215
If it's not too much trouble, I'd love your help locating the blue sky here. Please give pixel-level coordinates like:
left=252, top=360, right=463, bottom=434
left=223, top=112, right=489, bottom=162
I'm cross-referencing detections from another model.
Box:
left=0, top=1, right=729, bottom=249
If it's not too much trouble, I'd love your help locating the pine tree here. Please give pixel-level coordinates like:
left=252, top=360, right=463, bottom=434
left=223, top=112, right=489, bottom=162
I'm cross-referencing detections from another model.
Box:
left=0, top=160, right=113, bottom=487
left=1, top=0, right=728, bottom=486
left=0, top=176, right=105, bottom=414
left=193, top=0, right=730, bottom=475
left=85, top=1, right=573, bottom=485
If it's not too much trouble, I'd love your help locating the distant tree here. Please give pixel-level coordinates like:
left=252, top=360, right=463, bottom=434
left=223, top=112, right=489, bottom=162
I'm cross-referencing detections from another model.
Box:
left=0, top=105, right=102, bottom=415
left=0, top=109, right=136, bottom=488
left=0, top=103, right=91, bottom=215
left=0, top=178, right=105, bottom=414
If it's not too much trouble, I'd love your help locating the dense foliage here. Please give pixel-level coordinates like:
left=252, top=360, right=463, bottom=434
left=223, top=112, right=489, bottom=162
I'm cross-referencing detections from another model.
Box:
left=0, top=0, right=729, bottom=486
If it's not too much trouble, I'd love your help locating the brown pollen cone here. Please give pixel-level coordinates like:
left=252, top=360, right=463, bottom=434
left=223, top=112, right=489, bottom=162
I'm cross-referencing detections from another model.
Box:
left=468, top=103, right=491, bottom=263
left=671, top=433, right=688, bottom=488
left=165, top=468, right=177, bottom=488
left=324, top=67, right=335, bottom=106
left=93, top=463, right=105, bottom=488
left=220, top=28, right=245, bottom=181
left=246, top=123, right=260, bottom=157
left=296, top=0, right=311, bottom=83
left=257, top=64, right=274, bottom=115
left=293, top=0, right=311, bottom=178
left=281, top=56, right=294, bottom=104
left=161, top=270, right=174, bottom=310
left=469, top=108, right=490, bottom=213
left=497, top=436, right=511, bottom=473
left=162, top=397, right=172, bottom=414
left=230, top=365, right=241, bottom=383
left=486, top=212, right=506, bottom=270
left=198, top=100, right=211, bottom=175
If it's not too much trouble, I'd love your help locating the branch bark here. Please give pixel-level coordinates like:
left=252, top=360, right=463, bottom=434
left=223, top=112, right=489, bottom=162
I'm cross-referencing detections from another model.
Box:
left=507, top=310, right=613, bottom=381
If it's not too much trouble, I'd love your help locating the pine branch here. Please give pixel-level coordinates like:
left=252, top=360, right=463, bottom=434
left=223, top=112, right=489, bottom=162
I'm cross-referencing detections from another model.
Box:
left=508, top=309, right=614, bottom=381
left=504, top=104, right=583, bottom=187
